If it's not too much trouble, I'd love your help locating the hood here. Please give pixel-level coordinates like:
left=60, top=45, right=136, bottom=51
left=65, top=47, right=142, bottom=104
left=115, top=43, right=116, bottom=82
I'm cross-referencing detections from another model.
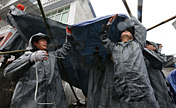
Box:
left=27, top=32, right=50, bottom=51
left=146, top=40, right=158, bottom=52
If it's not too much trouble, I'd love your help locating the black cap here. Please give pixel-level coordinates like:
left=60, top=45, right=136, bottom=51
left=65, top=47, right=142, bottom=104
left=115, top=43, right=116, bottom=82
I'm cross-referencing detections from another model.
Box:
left=122, top=27, right=134, bottom=36
left=31, top=33, right=50, bottom=43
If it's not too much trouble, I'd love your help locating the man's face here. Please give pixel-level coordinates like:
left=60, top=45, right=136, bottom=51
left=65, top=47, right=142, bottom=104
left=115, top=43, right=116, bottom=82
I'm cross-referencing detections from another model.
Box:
left=33, top=38, right=48, bottom=50
left=158, top=44, right=163, bottom=49
left=120, top=30, right=133, bottom=40
left=146, top=44, right=156, bottom=51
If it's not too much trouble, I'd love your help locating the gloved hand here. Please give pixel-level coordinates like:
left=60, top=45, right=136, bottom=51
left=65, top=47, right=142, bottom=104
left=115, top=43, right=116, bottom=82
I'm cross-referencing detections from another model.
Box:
left=66, top=26, right=72, bottom=36
left=66, top=26, right=74, bottom=41
left=30, top=50, right=48, bottom=62
left=99, top=24, right=110, bottom=35
left=99, top=14, right=118, bottom=35
left=130, top=16, right=142, bottom=26
left=107, top=14, right=118, bottom=26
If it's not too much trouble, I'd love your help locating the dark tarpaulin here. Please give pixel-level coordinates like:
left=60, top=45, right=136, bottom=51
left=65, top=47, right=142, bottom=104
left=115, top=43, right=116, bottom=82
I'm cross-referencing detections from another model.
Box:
left=6, top=5, right=128, bottom=96
left=71, top=14, right=128, bottom=61
left=70, top=14, right=128, bottom=98
left=0, top=30, right=27, bottom=57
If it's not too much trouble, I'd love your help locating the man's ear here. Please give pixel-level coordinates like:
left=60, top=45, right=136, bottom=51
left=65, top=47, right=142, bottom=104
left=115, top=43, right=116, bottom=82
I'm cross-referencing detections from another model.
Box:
left=145, top=45, right=148, bottom=48
left=154, top=47, right=156, bottom=50
left=33, top=42, right=38, bottom=46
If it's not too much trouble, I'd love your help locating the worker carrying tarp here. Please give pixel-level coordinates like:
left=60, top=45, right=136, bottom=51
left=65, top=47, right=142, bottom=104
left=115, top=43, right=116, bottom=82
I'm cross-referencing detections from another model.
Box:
left=144, top=40, right=176, bottom=108
left=4, top=31, right=74, bottom=108
left=99, top=14, right=160, bottom=108
left=79, top=46, right=114, bottom=108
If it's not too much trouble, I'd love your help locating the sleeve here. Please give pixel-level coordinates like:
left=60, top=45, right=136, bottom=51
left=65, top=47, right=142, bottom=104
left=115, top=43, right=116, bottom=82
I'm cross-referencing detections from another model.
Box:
left=143, top=48, right=166, bottom=70
left=99, top=31, right=115, bottom=55
left=55, top=36, right=73, bottom=58
left=4, top=52, right=34, bottom=81
left=131, top=16, right=147, bottom=50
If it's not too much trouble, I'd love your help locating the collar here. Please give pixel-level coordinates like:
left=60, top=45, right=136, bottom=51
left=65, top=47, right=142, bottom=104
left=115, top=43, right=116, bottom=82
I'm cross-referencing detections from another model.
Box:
left=118, top=39, right=133, bottom=46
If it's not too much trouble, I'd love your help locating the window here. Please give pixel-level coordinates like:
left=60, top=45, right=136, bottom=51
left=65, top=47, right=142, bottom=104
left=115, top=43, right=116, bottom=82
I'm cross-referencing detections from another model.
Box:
left=46, top=6, right=70, bottom=24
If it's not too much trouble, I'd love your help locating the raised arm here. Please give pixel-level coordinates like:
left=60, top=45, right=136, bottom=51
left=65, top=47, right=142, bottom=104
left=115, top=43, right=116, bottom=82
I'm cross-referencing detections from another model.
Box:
left=131, top=16, right=147, bottom=49
left=99, top=24, right=115, bottom=55
left=55, top=26, right=74, bottom=58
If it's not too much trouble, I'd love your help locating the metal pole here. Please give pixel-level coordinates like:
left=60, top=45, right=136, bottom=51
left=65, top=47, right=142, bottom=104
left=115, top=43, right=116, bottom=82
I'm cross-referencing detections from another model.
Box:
left=36, top=0, right=81, bottom=104
left=0, top=45, right=70, bottom=55
left=0, top=49, right=29, bottom=55
left=37, top=0, right=57, bottom=49
left=122, top=0, right=132, bottom=18
left=137, top=0, right=143, bottom=22
left=147, top=15, right=176, bottom=31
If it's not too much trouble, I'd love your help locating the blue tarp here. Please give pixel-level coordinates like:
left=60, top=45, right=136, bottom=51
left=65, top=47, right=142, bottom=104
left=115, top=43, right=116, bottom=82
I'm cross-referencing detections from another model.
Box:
left=167, top=69, right=176, bottom=102
left=167, top=69, right=176, bottom=93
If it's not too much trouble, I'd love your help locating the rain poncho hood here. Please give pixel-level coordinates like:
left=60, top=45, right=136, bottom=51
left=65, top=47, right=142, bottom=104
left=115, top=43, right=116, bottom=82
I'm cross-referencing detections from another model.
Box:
left=27, top=32, right=50, bottom=51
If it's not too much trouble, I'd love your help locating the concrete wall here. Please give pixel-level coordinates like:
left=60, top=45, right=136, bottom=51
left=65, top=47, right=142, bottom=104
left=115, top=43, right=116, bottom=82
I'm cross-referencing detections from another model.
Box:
left=44, top=0, right=95, bottom=25
left=44, top=0, right=74, bottom=12
left=162, top=67, right=176, bottom=76
left=67, top=2, right=76, bottom=25
left=73, top=0, right=95, bottom=24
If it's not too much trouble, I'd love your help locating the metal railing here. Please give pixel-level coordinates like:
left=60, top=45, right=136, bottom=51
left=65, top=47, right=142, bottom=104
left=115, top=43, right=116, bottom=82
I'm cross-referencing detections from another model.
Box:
left=42, top=0, right=61, bottom=7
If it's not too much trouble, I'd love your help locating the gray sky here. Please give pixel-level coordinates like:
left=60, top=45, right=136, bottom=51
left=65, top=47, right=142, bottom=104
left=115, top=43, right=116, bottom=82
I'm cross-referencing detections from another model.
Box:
left=90, top=0, right=176, bottom=55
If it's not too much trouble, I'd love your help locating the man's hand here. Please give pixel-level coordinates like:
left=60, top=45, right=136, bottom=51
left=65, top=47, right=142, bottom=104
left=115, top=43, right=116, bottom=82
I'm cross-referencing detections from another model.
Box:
left=30, top=50, right=48, bottom=62
left=99, top=14, right=118, bottom=35
left=66, top=26, right=72, bottom=36
left=66, top=26, right=74, bottom=41
left=107, top=14, right=118, bottom=26
left=99, top=24, right=111, bottom=37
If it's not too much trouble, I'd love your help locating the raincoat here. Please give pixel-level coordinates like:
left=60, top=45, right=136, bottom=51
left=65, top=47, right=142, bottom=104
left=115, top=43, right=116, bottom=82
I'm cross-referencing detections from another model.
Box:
left=4, top=34, right=73, bottom=108
left=86, top=53, right=114, bottom=108
left=84, top=51, right=105, bottom=108
left=144, top=48, right=176, bottom=108
left=99, top=17, right=159, bottom=108
left=98, top=54, right=114, bottom=108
